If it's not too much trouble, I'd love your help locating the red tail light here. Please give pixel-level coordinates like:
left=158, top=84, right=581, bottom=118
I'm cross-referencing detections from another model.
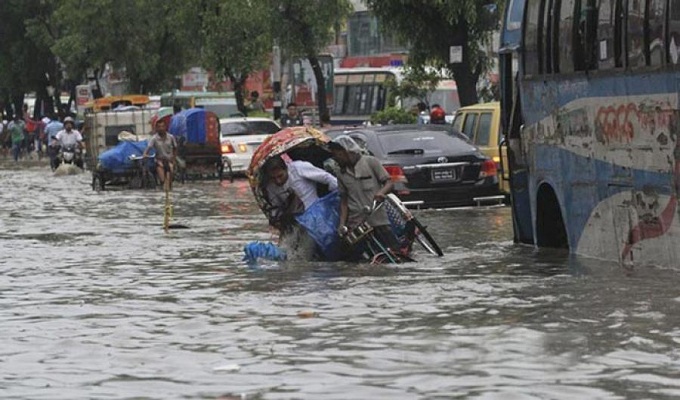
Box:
left=221, top=141, right=235, bottom=154
left=479, top=159, right=497, bottom=178
left=383, top=164, right=407, bottom=183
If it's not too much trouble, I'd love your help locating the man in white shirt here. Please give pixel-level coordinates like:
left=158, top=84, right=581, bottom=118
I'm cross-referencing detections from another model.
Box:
left=52, top=116, right=84, bottom=168
left=53, top=116, right=83, bottom=149
left=265, top=155, right=338, bottom=231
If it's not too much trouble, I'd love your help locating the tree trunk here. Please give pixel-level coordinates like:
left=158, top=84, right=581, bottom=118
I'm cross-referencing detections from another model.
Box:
left=450, top=62, right=479, bottom=107
left=231, top=75, right=248, bottom=116
left=307, top=54, right=327, bottom=121
left=11, top=93, right=25, bottom=119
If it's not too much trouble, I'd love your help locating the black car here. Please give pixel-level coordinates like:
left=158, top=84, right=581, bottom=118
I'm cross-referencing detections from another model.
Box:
left=325, top=125, right=500, bottom=208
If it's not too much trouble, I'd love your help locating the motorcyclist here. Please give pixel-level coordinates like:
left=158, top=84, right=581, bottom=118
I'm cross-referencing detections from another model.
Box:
left=52, top=116, right=84, bottom=169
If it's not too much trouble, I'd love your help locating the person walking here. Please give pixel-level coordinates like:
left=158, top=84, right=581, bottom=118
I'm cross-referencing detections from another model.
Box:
left=143, top=119, right=177, bottom=189
left=8, top=115, right=25, bottom=162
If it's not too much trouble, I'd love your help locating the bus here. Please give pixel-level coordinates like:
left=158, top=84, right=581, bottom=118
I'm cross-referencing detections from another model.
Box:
left=160, top=91, right=240, bottom=118
left=500, top=0, right=680, bottom=268
left=332, top=67, right=460, bottom=125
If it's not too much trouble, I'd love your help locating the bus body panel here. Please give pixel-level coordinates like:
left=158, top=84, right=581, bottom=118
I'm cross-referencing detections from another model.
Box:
left=501, top=0, right=680, bottom=267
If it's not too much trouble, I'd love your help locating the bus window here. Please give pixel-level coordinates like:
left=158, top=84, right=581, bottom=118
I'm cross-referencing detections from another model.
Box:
left=647, top=0, right=666, bottom=66
left=628, top=0, right=646, bottom=68
left=543, top=0, right=555, bottom=72
left=574, top=0, right=598, bottom=71
left=598, top=0, right=616, bottom=69
left=346, top=85, right=361, bottom=115
left=671, top=1, right=680, bottom=65
left=524, top=0, right=542, bottom=75
left=558, top=0, right=576, bottom=73
left=475, top=113, right=493, bottom=146
left=334, top=86, right=346, bottom=115
left=547, top=0, right=561, bottom=73
left=462, top=113, right=478, bottom=138
left=614, top=0, right=625, bottom=67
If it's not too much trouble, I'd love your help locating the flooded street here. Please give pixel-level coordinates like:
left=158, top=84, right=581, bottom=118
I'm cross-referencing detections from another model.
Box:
left=2, top=163, right=680, bottom=400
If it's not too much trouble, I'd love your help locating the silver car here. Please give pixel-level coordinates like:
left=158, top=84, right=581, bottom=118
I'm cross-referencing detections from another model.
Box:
left=220, top=117, right=281, bottom=174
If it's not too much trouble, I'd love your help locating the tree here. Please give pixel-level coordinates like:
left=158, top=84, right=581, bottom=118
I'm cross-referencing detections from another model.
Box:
left=366, top=0, right=502, bottom=106
left=384, top=65, right=441, bottom=110
left=50, top=0, right=200, bottom=95
left=0, top=0, right=59, bottom=118
left=269, top=0, right=352, bottom=118
left=201, top=0, right=272, bottom=115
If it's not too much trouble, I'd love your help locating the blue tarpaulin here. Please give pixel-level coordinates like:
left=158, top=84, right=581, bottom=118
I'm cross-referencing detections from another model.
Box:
left=295, top=191, right=341, bottom=260
left=97, top=140, right=154, bottom=173
left=169, top=108, right=208, bottom=144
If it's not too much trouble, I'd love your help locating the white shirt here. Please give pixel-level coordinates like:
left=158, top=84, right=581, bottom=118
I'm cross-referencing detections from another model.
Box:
left=55, top=129, right=83, bottom=147
left=267, top=160, right=338, bottom=210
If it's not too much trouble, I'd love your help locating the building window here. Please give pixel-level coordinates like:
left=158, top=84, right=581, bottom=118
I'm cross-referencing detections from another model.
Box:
left=348, top=12, right=407, bottom=56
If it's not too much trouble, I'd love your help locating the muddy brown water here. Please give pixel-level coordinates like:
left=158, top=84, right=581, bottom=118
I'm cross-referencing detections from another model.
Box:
left=2, top=162, right=679, bottom=399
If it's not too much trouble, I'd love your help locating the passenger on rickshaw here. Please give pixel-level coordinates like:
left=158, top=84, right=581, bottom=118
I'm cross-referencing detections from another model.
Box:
left=263, top=154, right=338, bottom=258
left=328, top=135, right=402, bottom=258
left=143, top=119, right=177, bottom=188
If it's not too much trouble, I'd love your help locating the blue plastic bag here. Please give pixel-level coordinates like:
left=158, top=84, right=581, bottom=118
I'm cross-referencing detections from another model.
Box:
left=243, top=241, right=287, bottom=266
left=295, top=191, right=341, bottom=260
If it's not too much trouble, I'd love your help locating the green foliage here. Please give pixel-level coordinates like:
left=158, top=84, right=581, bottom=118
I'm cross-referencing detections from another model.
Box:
left=48, top=0, right=200, bottom=93
left=365, top=0, right=502, bottom=106
left=385, top=65, right=441, bottom=109
left=370, top=107, right=417, bottom=125
left=201, top=0, right=272, bottom=114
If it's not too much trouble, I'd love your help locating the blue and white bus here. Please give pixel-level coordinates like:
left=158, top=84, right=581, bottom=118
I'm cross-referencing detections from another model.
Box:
left=500, top=0, right=680, bottom=268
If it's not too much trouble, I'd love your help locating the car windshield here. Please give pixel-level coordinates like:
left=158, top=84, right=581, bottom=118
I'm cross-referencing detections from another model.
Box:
left=221, top=121, right=280, bottom=136
left=378, top=131, right=468, bottom=155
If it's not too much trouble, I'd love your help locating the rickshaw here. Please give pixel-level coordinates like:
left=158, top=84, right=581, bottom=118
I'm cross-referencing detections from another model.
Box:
left=169, top=108, right=226, bottom=181
left=246, top=126, right=443, bottom=264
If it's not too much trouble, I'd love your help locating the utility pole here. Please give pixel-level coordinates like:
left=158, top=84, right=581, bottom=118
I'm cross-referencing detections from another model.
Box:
left=272, top=44, right=282, bottom=121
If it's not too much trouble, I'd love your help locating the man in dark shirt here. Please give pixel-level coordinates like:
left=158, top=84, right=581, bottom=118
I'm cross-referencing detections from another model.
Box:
left=280, top=103, right=304, bottom=128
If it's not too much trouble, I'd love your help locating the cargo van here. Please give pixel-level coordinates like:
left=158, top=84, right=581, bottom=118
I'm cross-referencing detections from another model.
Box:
left=452, top=102, right=508, bottom=193
left=83, top=109, right=156, bottom=169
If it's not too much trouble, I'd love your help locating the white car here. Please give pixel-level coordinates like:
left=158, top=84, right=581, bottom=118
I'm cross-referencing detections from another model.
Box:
left=220, top=117, right=281, bottom=174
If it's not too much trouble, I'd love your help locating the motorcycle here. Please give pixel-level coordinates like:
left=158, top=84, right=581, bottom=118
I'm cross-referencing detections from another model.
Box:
left=52, top=142, right=84, bottom=170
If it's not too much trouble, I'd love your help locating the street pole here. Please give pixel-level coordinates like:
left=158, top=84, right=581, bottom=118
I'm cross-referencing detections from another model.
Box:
left=272, top=44, right=282, bottom=121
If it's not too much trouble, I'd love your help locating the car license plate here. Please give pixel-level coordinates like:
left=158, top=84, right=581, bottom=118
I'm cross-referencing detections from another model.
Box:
left=431, top=168, right=458, bottom=182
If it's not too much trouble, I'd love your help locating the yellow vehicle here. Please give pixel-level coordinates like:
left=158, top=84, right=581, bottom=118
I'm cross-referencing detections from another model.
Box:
left=83, top=95, right=151, bottom=114
left=452, top=101, right=509, bottom=193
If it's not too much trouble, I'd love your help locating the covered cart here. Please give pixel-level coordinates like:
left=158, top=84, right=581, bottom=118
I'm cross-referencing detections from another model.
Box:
left=91, top=139, right=156, bottom=191
left=169, top=108, right=224, bottom=181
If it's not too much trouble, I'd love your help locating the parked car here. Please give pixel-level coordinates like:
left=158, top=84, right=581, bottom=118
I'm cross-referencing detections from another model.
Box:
left=325, top=125, right=500, bottom=208
left=452, top=102, right=508, bottom=193
left=219, top=117, right=281, bottom=174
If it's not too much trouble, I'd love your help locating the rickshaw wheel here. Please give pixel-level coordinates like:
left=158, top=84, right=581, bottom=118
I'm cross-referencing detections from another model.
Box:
left=217, top=160, right=224, bottom=182
left=413, top=218, right=443, bottom=256
left=224, top=161, right=234, bottom=183
left=92, top=174, right=105, bottom=191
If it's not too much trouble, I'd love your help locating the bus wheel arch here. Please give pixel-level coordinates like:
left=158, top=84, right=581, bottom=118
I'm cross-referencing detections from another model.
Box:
left=535, top=182, right=569, bottom=249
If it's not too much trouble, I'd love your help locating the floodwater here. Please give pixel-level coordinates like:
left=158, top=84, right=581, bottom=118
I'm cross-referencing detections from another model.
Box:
left=2, top=162, right=680, bottom=400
